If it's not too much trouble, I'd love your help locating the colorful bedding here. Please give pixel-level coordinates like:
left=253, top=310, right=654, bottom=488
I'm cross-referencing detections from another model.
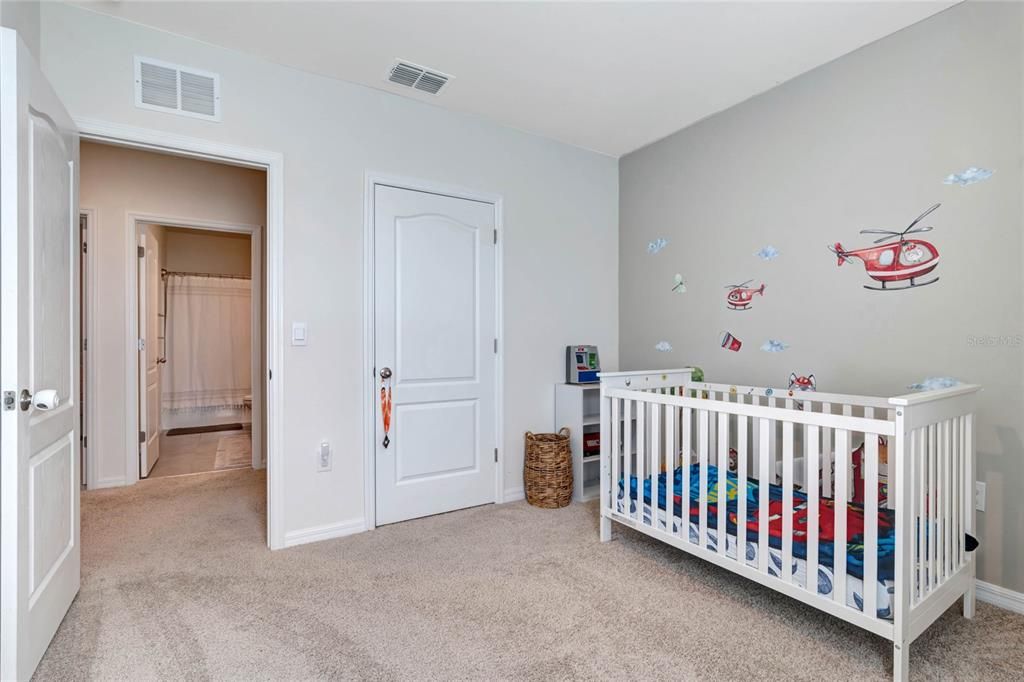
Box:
left=619, top=463, right=896, bottom=581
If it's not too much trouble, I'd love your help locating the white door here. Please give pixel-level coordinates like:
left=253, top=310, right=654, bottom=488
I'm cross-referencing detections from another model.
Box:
left=0, top=29, right=81, bottom=680
left=137, top=230, right=161, bottom=476
left=374, top=184, right=497, bottom=526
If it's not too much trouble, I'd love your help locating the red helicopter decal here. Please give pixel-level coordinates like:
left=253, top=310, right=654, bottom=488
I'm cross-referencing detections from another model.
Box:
left=830, top=203, right=941, bottom=291
left=724, top=280, right=765, bottom=310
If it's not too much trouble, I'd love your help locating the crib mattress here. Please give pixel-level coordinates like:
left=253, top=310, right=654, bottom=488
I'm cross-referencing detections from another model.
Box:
left=616, top=463, right=895, bottom=619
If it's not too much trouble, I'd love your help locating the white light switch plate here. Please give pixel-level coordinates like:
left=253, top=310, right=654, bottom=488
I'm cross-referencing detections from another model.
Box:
left=291, top=322, right=307, bottom=346
left=976, top=481, right=986, bottom=512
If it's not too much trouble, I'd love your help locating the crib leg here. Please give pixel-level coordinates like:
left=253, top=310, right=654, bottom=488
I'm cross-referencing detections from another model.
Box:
left=963, top=581, right=976, bottom=619
left=600, top=515, right=612, bottom=542
left=892, top=641, right=909, bottom=682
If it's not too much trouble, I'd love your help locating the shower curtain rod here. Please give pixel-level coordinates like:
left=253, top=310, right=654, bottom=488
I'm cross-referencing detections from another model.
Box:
left=160, top=268, right=251, bottom=281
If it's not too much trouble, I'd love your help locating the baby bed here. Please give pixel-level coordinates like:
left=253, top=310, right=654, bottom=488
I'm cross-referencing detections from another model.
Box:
left=597, top=369, right=979, bottom=681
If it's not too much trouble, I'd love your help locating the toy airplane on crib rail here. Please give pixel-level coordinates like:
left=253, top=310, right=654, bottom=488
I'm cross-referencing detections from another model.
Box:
left=830, top=203, right=941, bottom=291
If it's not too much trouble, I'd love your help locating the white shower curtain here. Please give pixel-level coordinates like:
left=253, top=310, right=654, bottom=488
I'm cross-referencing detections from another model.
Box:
left=163, top=274, right=251, bottom=412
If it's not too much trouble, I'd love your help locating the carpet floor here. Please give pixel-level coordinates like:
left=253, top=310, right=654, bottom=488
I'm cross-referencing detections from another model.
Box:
left=35, top=469, right=1024, bottom=681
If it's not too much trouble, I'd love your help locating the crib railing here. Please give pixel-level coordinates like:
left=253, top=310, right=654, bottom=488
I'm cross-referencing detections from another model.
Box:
left=598, top=369, right=979, bottom=664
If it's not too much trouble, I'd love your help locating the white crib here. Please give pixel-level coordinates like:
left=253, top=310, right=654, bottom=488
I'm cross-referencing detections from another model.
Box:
left=597, top=368, right=979, bottom=681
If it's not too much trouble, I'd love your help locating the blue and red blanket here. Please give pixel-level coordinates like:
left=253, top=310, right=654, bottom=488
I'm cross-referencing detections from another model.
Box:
left=619, top=463, right=896, bottom=581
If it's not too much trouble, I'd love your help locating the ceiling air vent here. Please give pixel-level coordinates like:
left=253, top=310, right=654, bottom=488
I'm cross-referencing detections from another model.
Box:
left=134, top=56, right=221, bottom=121
left=387, top=60, right=452, bottom=96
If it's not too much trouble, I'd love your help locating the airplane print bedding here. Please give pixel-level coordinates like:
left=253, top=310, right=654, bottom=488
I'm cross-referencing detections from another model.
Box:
left=617, top=463, right=896, bottom=618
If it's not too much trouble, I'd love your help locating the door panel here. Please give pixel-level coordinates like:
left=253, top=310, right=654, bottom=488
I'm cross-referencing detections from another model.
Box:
left=374, top=185, right=496, bottom=526
left=0, top=28, right=80, bottom=681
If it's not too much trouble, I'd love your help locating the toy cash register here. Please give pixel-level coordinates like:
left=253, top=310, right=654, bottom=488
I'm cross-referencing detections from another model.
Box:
left=565, top=345, right=601, bottom=384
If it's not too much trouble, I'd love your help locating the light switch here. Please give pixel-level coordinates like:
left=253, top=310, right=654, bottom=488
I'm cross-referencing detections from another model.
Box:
left=291, top=322, right=307, bottom=346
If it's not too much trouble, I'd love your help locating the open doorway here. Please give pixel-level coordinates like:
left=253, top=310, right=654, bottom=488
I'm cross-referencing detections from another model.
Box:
left=137, top=222, right=262, bottom=478
left=78, top=140, right=269, bottom=501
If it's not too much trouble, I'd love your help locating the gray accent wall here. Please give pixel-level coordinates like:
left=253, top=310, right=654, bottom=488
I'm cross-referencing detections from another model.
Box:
left=619, top=2, right=1023, bottom=592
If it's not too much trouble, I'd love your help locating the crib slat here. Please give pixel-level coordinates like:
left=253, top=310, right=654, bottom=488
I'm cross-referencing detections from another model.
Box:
left=944, top=419, right=953, bottom=579
left=623, top=399, right=633, bottom=521
left=651, top=402, right=661, bottom=529
left=952, top=417, right=960, bottom=572
left=769, top=397, right=778, bottom=483
left=758, top=418, right=770, bottom=574
left=738, top=414, right=749, bottom=566
left=698, top=409, right=709, bottom=549
left=937, top=420, right=945, bottom=582
left=821, top=403, right=833, bottom=498
left=958, top=416, right=966, bottom=567
left=611, top=397, right=620, bottom=516
left=782, top=421, right=794, bottom=583
left=864, top=433, right=879, bottom=617
left=637, top=401, right=647, bottom=526
left=916, top=428, right=926, bottom=602
left=682, top=406, right=692, bottom=543
left=913, top=428, right=921, bottom=602
left=928, top=423, right=937, bottom=589
left=668, top=402, right=678, bottom=535
left=834, top=429, right=849, bottom=605
left=717, top=411, right=729, bottom=557
left=806, top=424, right=820, bottom=596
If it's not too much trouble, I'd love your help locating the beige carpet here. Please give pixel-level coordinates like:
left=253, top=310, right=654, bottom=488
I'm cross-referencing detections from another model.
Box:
left=35, top=470, right=1024, bottom=681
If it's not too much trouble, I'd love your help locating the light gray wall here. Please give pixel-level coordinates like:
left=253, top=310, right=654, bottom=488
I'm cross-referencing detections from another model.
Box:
left=0, top=0, right=40, bottom=59
left=42, top=3, right=618, bottom=542
left=619, top=2, right=1023, bottom=592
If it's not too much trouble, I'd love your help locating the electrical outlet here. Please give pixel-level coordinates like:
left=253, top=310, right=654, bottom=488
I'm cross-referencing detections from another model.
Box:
left=317, top=441, right=331, bottom=472
left=976, top=481, right=986, bottom=512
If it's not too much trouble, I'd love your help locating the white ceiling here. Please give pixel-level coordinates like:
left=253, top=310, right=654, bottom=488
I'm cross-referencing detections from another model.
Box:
left=72, top=1, right=955, bottom=157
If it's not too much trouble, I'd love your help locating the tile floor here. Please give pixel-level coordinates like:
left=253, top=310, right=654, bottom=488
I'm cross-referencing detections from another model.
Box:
left=147, top=427, right=251, bottom=479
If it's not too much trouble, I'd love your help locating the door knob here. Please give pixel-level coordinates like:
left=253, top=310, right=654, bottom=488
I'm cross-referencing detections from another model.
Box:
left=22, top=389, right=60, bottom=412
left=380, top=367, right=392, bottom=379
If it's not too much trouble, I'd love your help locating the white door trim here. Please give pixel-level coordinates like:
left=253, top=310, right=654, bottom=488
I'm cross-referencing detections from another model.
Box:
left=125, top=214, right=264, bottom=479
left=80, top=208, right=98, bottom=489
left=362, top=172, right=505, bottom=530
left=75, top=117, right=286, bottom=550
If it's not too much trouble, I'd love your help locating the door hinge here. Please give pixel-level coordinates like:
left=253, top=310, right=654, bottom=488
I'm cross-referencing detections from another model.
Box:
left=139, top=430, right=146, bottom=444
left=138, top=338, right=145, bottom=351
left=494, top=447, right=498, bottom=463
left=83, top=435, right=88, bottom=449
left=82, top=338, right=88, bottom=352
left=493, top=229, right=497, bottom=245
left=269, top=369, right=273, bottom=380
left=137, top=245, right=145, bottom=258
left=493, top=338, right=498, bottom=354
left=82, top=241, right=88, bottom=254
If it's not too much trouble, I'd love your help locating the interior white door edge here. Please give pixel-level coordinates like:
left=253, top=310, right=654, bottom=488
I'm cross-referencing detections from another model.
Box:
left=363, top=174, right=504, bottom=529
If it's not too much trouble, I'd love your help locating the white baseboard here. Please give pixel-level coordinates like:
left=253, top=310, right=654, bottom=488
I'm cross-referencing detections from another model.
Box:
left=283, top=518, right=366, bottom=548
left=89, top=477, right=127, bottom=490
left=502, top=487, right=525, bottom=503
left=976, top=579, right=1024, bottom=615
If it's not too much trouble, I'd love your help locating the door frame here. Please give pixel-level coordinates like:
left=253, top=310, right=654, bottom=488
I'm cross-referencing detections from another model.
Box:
left=127, top=215, right=264, bottom=478
left=75, top=117, right=286, bottom=549
left=362, top=172, right=505, bottom=530
left=80, top=208, right=97, bottom=488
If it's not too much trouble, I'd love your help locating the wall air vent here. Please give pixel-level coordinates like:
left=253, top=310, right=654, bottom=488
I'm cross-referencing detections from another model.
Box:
left=134, top=56, right=221, bottom=121
left=387, top=60, right=452, bottom=96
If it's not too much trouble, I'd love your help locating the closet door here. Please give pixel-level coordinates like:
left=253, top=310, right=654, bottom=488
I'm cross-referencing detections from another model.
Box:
left=373, top=184, right=497, bottom=526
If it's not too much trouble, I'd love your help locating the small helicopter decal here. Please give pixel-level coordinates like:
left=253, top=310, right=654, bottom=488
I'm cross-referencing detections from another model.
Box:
left=724, top=280, right=765, bottom=310
left=830, top=203, right=941, bottom=291
left=789, top=374, right=816, bottom=392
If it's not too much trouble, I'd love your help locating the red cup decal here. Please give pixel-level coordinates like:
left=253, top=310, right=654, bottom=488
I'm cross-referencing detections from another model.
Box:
left=720, top=331, right=742, bottom=352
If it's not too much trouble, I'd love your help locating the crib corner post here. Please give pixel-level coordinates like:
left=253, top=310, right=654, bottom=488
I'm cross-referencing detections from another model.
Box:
left=891, top=406, right=913, bottom=679
left=599, top=380, right=612, bottom=543
left=892, top=641, right=909, bottom=682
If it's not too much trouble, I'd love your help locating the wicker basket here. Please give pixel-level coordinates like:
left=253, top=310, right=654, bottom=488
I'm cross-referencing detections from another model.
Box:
left=524, top=427, right=573, bottom=509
